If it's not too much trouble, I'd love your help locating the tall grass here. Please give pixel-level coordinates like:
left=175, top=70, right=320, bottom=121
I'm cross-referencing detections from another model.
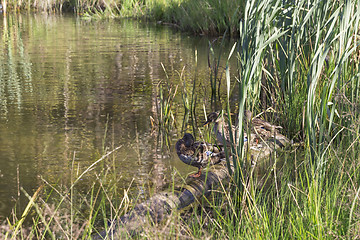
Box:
left=150, top=63, right=178, bottom=148
left=0, top=146, right=126, bottom=239
left=0, top=0, right=120, bottom=14
left=214, top=0, right=360, bottom=238
left=1, top=0, right=244, bottom=36
left=117, top=0, right=244, bottom=36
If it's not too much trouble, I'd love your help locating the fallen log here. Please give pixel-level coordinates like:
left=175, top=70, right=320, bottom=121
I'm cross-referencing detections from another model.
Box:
left=92, top=133, right=289, bottom=239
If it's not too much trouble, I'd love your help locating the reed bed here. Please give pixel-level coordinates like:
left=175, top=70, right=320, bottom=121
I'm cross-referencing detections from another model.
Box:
left=216, top=0, right=360, bottom=238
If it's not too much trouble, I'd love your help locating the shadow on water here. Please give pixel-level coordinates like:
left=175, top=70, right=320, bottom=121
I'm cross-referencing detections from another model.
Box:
left=0, top=13, right=239, bottom=221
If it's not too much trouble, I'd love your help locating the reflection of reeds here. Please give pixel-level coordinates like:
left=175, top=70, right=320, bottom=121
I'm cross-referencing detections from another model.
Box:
left=0, top=14, right=33, bottom=113
left=151, top=64, right=178, bottom=147
left=0, top=16, right=7, bottom=117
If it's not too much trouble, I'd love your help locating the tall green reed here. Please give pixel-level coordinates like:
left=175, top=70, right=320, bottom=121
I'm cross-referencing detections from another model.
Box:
left=202, top=0, right=360, bottom=237
left=179, top=55, right=199, bottom=137
left=226, top=0, right=287, bottom=192
left=303, top=0, right=359, bottom=179
left=233, top=0, right=360, bottom=177
left=208, top=33, right=227, bottom=109
left=151, top=63, right=178, bottom=148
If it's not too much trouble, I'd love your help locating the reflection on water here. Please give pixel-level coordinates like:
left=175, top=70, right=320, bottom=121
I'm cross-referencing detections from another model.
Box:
left=0, top=13, right=236, bottom=219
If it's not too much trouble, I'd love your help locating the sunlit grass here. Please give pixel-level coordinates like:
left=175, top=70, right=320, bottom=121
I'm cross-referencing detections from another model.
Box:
left=1, top=0, right=244, bottom=36
left=217, top=0, right=360, bottom=239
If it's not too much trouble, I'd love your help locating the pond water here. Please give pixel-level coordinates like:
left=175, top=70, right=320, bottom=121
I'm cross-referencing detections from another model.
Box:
left=0, top=13, right=237, bottom=219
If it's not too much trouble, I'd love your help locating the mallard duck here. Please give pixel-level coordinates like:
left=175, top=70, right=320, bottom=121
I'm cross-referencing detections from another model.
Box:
left=175, top=133, right=225, bottom=178
left=203, top=111, right=242, bottom=146
left=244, top=110, right=282, bottom=143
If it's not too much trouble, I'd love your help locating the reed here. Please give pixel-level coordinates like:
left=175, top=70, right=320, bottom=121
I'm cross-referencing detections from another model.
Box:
left=207, top=33, right=228, bottom=109
left=204, top=0, right=360, bottom=238
left=179, top=63, right=199, bottom=136
left=150, top=63, right=178, bottom=148
left=0, top=146, right=125, bottom=239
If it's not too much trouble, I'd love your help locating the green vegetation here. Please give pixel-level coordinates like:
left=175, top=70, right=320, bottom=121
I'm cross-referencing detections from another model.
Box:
left=121, top=0, right=244, bottom=36
left=1, top=0, right=244, bottom=36
left=209, top=0, right=360, bottom=238
left=151, top=65, right=178, bottom=147
left=1, top=0, right=360, bottom=239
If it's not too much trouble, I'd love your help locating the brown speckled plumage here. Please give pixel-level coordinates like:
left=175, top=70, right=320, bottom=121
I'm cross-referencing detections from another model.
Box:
left=175, top=133, right=225, bottom=178
left=203, top=112, right=241, bottom=146
left=244, top=110, right=282, bottom=142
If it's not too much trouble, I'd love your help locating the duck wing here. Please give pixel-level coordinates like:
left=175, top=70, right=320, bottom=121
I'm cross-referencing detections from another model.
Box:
left=252, top=118, right=282, bottom=131
left=193, top=141, right=225, bottom=167
left=175, top=139, right=201, bottom=168
left=177, top=152, right=203, bottom=168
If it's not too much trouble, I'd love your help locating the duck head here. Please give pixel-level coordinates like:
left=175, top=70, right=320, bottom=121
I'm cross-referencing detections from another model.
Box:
left=182, top=133, right=195, bottom=148
left=244, top=110, right=252, bottom=123
left=203, top=112, right=221, bottom=126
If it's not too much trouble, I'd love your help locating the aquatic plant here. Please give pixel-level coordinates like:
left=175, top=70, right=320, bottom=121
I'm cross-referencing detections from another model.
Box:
left=208, top=34, right=227, bottom=109
left=215, top=0, right=360, bottom=239
left=150, top=63, right=178, bottom=148
left=178, top=64, right=198, bottom=136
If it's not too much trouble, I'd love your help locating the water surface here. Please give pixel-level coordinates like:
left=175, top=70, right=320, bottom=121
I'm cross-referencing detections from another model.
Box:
left=0, top=13, right=237, bottom=219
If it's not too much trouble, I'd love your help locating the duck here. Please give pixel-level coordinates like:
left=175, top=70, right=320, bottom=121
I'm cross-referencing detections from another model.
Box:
left=244, top=110, right=282, bottom=143
left=175, top=133, right=225, bottom=178
left=203, top=111, right=243, bottom=146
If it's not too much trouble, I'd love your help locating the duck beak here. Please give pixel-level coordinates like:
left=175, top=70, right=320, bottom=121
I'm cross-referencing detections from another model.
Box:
left=203, top=119, right=211, bottom=126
